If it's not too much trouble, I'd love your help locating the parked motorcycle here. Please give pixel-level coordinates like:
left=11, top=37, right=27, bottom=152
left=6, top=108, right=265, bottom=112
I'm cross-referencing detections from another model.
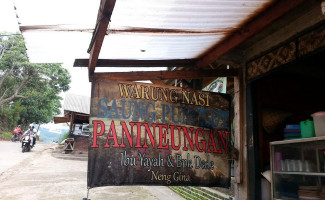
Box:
left=21, top=134, right=32, bottom=153
left=11, top=132, right=22, bottom=142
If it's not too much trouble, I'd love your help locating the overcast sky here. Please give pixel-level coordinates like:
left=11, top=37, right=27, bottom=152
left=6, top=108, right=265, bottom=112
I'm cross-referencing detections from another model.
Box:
left=0, top=0, right=92, bottom=98
left=0, top=0, right=19, bottom=33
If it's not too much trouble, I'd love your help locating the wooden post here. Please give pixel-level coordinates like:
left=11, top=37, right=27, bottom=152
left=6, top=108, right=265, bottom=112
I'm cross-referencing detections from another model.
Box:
left=233, top=67, right=250, bottom=200
left=234, top=69, right=243, bottom=183
left=69, top=113, right=74, bottom=135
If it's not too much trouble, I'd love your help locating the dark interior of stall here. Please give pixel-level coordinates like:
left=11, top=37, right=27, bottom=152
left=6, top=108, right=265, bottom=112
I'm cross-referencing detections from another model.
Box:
left=253, top=49, right=325, bottom=198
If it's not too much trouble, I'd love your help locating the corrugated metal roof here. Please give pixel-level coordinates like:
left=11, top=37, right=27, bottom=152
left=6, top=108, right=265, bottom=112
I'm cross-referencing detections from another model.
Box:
left=101, top=0, right=274, bottom=60
left=14, top=0, right=274, bottom=64
left=99, top=34, right=224, bottom=60
left=63, top=93, right=90, bottom=115
left=110, top=0, right=269, bottom=30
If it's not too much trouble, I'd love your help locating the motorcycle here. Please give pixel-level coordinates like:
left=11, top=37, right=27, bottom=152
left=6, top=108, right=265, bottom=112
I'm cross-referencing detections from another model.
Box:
left=11, top=132, right=23, bottom=142
left=21, top=134, right=32, bottom=153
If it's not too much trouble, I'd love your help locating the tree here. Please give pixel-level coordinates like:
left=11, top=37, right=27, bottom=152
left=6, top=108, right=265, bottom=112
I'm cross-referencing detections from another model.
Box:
left=0, top=34, right=30, bottom=105
left=0, top=33, right=71, bottom=128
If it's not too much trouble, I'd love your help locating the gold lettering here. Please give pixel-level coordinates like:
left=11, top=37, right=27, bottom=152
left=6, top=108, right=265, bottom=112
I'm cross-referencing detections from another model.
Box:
left=182, top=90, right=190, bottom=104
left=160, top=88, right=169, bottom=102
left=119, top=83, right=211, bottom=107
left=151, top=171, right=172, bottom=184
left=198, top=93, right=206, bottom=106
left=118, top=83, right=130, bottom=98
left=130, top=84, right=140, bottom=99
left=190, top=92, right=198, bottom=105
left=151, top=86, right=159, bottom=101
left=170, top=89, right=178, bottom=103
left=141, top=85, right=150, bottom=100
left=206, top=93, right=210, bottom=107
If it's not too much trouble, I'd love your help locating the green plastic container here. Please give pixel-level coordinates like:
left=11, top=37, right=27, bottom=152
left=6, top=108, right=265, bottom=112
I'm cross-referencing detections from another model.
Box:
left=300, top=120, right=315, bottom=138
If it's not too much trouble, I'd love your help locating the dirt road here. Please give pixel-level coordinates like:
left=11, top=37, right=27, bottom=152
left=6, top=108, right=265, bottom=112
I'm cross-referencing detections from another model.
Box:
left=0, top=141, right=184, bottom=200
left=0, top=141, right=48, bottom=174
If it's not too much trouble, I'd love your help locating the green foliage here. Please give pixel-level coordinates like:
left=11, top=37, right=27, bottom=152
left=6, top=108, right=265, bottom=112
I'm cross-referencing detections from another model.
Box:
left=0, top=33, right=71, bottom=130
left=58, top=132, right=69, bottom=143
left=0, top=101, right=23, bottom=130
left=169, top=186, right=229, bottom=200
left=19, top=86, right=63, bottom=125
left=0, top=131, right=13, bottom=140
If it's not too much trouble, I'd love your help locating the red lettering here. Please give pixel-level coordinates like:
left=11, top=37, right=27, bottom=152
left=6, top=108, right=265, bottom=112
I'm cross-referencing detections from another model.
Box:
left=207, top=129, right=220, bottom=153
left=104, top=120, right=119, bottom=147
left=195, top=128, right=206, bottom=152
left=181, top=127, right=194, bottom=151
left=143, top=123, right=155, bottom=148
left=157, top=124, right=169, bottom=149
left=91, top=120, right=105, bottom=148
left=135, top=122, right=143, bottom=148
left=170, top=125, right=181, bottom=150
left=92, top=120, right=229, bottom=154
left=218, top=130, right=229, bottom=154
left=119, top=121, right=133, bottom=147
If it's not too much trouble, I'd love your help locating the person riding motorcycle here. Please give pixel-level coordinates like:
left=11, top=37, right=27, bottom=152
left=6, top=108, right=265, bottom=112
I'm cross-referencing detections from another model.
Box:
left=13, top=125, right=23, bottom=135
left=12, top=125, right=23, bottom=141
left=22, top=126, right=36, bottom=147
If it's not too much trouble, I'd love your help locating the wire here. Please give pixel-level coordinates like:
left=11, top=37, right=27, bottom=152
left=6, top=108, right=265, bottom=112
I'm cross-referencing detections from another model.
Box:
left=0, top=34, right=21, bottom=37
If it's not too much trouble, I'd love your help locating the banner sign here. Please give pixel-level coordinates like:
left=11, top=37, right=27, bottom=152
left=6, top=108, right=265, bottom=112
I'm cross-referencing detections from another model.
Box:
left=88, top=80, right=231, bottom=188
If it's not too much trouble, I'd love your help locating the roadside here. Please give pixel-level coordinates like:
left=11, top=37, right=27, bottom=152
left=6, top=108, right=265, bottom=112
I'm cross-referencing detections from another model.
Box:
left=0, top=141, right=50, bottom=174
left=0, top=141, right=184, bottom=200
left=0, top=131, right=13, bottom=141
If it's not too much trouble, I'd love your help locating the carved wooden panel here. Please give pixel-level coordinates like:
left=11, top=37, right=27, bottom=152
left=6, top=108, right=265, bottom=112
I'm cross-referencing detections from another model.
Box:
left=298, top=26, right=325, bottom=57
left=247, top=23, right=325, bottom=81
left=247, top=42, right=296, bottom=80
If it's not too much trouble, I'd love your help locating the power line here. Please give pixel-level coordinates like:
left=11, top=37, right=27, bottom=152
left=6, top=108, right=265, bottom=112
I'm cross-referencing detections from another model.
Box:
left=0, top=34, right=21, bottom=37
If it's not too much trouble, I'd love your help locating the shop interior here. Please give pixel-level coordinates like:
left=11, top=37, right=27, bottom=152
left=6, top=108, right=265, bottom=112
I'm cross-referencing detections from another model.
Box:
left=252, top=49, right=325, bottom=198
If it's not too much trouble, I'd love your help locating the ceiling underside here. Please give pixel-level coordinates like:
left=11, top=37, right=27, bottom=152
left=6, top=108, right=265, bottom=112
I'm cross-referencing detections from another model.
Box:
left=14, top=0, right=312, bottom=87
left=15, top=0, right=273, bottom=64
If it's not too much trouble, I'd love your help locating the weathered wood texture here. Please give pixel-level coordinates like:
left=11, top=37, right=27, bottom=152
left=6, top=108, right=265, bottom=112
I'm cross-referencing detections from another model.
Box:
left=88, top=0, right=116, bottom=77
left=247, top=42, right=296, bottom=80
left=74, top=59, right=197, bottom=67
left=92, top=69, right=238, bottom=81
left=245, top=3, right=325, bottom=60
left=234, top=70, right=243, bottom=184
left=150, top=80, right=166, bottom=85
left=247, top=22, right=325, bottom=80
left=88, top=80, right=231, bottom=187
left=196, top=0, right=307, bottom=69
left=298, top=26, right=325, bottom=56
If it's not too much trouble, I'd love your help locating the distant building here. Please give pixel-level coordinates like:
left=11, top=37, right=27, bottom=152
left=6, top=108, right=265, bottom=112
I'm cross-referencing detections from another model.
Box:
left=54, top=93, right=90, bottom=136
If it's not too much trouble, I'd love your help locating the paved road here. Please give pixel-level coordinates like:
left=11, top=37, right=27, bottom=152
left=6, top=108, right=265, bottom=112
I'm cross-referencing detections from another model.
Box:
left=0, top=141, right=184, bottom=200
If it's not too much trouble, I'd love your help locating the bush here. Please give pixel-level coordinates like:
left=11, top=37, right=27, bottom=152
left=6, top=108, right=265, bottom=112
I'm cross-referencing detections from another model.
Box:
left=58, top=132, right=69, bottom=143
left=0, top=131, right=13, bottom=140
left=0, top=101, right=23, bottom=131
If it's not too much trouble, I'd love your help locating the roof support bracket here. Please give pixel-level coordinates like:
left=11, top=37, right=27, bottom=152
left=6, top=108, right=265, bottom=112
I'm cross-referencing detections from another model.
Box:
left=87, top=0, right=116, bottom=80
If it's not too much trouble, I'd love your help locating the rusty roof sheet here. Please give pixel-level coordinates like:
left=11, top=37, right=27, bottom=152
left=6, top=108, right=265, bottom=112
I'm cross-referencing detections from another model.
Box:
left=98, top=0, right=273, bottom=60
left=14, top=0, right=274, bottom=63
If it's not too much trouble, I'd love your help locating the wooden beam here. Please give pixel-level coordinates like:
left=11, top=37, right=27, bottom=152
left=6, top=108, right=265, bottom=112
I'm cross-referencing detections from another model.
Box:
left=53, top=116, right=69, bottom=124
left=88, top=0, right=116, bottom=78
left=150, top=80, right=166, bottom=85
left=74, top=58, right=197, bottom=67
left=197, top=0, right=307, bottom=68
left=92, top=69, right=238, bottom=81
